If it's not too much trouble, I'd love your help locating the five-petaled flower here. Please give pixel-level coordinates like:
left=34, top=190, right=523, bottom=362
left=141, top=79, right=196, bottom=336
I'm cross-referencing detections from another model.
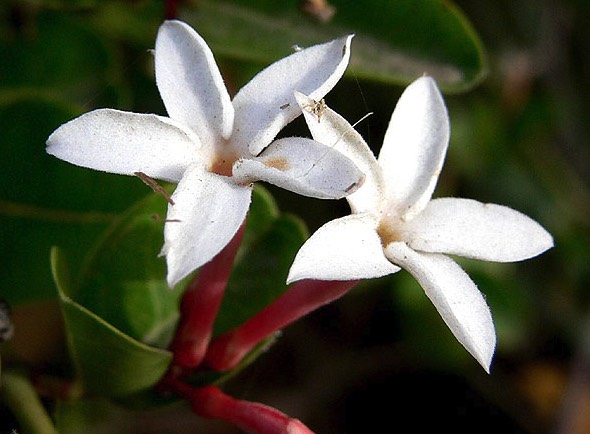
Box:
left=288, top=77, right=554, bottom=372
left=47, top=20, right=363, bottom=287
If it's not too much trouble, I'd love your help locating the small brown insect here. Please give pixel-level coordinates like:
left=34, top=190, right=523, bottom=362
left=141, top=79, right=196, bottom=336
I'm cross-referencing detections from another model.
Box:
left=280, top=103, right=290, bottom=110
left=134, top=172, right=175, bottom=205
left=303, top=98, right=327, bottom=123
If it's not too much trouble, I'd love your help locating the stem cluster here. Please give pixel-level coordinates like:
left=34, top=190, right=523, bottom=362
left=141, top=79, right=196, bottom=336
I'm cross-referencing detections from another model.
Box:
left=162, top=217, right=359, bottom=434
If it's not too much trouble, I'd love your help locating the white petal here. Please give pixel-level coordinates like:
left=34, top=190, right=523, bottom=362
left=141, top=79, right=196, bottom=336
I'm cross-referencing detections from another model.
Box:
left=46, top=109, right=201, bottom=182
left=378, top=76, right=450, bottom=219
left=294, top=91, right=385, bottom=213
left=287, top=214, right=400, bottom=283
left=231, top=35, right=353, bottom=156
left=155, top=20, right=234, bottom=149
left=232, top=137, right=364, bottom=199
left=385, top=242, right=496, bottom=372
left=161, top=166, right=252, bottom=287
left=401, top=198, right=554, bottom=262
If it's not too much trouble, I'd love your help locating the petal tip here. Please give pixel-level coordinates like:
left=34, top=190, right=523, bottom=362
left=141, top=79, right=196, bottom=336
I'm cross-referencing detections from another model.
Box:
left=164, top=251, right=190, bottom=289
left=412, top=75, right=439, bottom=91
left=470, top=323, right=496, bottom=373
left=285, top=272, right=298, bottom=286
left=541, top=229, right=555, bottom=251
left=343, top=34, right=354, bottom=52
left=45, top=134, right=58, bottom=154
left=160, top=19, right=187, bottom=30
left=166, top=273, right=183, bottom=289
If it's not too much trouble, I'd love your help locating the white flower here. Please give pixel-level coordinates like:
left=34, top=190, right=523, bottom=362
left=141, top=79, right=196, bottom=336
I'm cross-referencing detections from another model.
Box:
left=288, top=77, right=554, bottom=372
left=47, top=20, right=362, bottom=287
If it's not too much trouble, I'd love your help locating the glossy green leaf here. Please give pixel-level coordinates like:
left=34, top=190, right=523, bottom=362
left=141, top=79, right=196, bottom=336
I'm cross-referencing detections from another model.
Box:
left=181, top=0, right=487, bottom=92
left=72, top=192, right=182, bottom=349
left=67, top=181, right=301, bottom=342
left=0, top=97, right=150, bottom=306
left=51, top=248, right=172, bottom=397
left=48, top=182, right=304, bottom=405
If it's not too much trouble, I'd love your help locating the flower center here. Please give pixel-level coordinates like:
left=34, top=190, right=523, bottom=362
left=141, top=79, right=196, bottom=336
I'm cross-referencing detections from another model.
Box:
left=209, top=151, right=240, bottom=177
left=376, top=213, right=404, bottom=248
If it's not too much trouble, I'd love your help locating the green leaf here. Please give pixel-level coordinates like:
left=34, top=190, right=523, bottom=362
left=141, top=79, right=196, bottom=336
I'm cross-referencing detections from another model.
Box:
left=0, top=97, right=149, bottom=305
left=68, top=182, right=301, bottom=344
left=181, top=0, right=487, bottom=92
left=48, top=182, right=305, bottom=404
left=72, top=192, right=183, bottom=349
left=237, top=184, right=280, bottom=254
left=51, top=247, right=172, bottom=397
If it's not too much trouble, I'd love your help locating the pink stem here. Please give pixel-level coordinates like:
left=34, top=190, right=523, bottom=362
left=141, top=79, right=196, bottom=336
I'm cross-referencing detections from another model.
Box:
left=205, top=279, right=359, bottom=371
left=170, top=222, right=246, bottom=371
left=163, top=377, right=314, bottom=434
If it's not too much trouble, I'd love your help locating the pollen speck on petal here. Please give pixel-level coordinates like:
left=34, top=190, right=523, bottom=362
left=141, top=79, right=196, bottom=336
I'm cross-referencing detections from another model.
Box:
left=264, top=157, right=290, bottom=171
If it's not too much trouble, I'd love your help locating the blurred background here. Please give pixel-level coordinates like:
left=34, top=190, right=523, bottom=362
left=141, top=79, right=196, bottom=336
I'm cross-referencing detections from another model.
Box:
left=1, top=0, right=589, bottom=433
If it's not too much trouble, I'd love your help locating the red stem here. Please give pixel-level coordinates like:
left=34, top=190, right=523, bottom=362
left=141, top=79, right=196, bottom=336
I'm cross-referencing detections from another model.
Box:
left=165, top=0, right=178, bottom=19
left=162, top=377, right=314, bottom=434
left=169, top=222, right=246, bottom=371
left=205, top=279, right=359, bottom=371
